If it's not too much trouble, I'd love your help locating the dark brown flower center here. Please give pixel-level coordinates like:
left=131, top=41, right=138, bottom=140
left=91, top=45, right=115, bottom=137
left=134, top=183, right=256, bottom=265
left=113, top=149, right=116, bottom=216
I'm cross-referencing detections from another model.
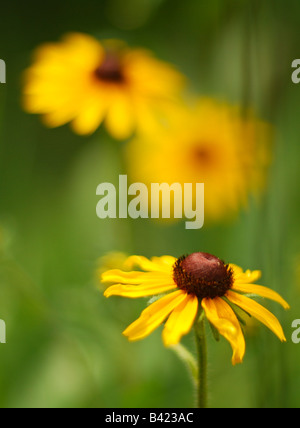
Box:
left=190, top=144, right=217, bottom=170
left=193, top=146, right=213, bottom=163
left=94, top=51, right=124, bottom=83
left=173, top=252, right=233, bottom=300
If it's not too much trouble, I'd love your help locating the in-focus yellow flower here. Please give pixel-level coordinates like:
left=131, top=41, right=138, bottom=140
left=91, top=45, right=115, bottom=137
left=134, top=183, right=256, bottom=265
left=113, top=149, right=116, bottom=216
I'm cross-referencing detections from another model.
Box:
left=102, top=252, right=289, bottom=365
left=23, top=33, right=185, bottom=139
left=125, top=98, right=271, bottom=222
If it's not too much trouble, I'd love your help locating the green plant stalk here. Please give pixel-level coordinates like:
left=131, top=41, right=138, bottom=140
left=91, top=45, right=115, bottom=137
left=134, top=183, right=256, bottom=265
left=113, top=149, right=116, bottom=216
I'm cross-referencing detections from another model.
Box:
left=194, top=311, right=208, bottom=409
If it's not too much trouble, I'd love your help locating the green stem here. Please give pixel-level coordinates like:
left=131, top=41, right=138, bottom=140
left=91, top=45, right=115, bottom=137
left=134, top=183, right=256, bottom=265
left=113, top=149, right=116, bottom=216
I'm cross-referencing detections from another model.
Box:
left=194, top=311, right=208, bottom=409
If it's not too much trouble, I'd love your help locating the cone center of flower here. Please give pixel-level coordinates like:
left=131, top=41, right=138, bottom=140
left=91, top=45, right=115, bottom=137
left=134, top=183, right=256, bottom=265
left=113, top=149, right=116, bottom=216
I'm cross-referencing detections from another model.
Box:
left=191, top=144, right=218, bottom=170
left=94, top=51, right=124, bottom=83
left=193, top=146, right=213, bottom=163
left=173, top=252, right=233, bottom=300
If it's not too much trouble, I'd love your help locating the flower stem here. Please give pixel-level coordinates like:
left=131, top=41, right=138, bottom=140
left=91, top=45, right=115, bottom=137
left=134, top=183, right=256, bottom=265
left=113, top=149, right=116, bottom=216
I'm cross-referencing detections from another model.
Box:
left=194, top=311, right=208, bottom=409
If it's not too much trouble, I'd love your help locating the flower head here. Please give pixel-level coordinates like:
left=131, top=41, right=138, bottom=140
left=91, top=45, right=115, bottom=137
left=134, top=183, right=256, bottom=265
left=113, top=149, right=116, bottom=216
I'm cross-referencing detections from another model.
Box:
left=102, top=253, right=289, bottom=365
left=23, top=33, right=185, bottom=139
left=125, top=98, right=271, bottom=222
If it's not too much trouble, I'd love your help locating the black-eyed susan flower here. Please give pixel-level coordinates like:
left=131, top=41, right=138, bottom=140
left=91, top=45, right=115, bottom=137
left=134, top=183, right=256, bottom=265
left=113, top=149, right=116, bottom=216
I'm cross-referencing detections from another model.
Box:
left=125, top=98, right=271, bottom=222
left=22, top=33, right=185, bottom=140
left=102, top=252, right=289, bottom=365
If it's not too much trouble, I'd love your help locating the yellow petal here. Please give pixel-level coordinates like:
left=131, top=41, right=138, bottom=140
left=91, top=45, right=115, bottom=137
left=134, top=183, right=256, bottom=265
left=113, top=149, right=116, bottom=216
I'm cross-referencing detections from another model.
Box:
left=229, top=264, right=262, bottom=284
left=23, top=33, right=104, bottom=129
left=101, top=269, right=171, bottom=285
left=124, top=255, right=174, bottom=274
left=62, top=33, right=104, bottom=69
left=151, top=255, right=177, bottom=270
left=123, top=290, right=186, bottom=341
left=228, top=264, right=243, bottom=275
left=104, top=282, right=177, bottom=298
left=105, top=91, right=135, bottom=140
left=42, top=107, right=78, bottom=128
left=231, top=283, right=290, bottom=310
left=202, top=297, right=246, bottom=365
left=124, top=49, right=184, bottom=97
left=71, top=95, right=107, bottom=135
left=227, top=290, right=287, bottom=342
left=162, top=294, right=198, bottom=347
left=134, top=99, right=165, bottom=135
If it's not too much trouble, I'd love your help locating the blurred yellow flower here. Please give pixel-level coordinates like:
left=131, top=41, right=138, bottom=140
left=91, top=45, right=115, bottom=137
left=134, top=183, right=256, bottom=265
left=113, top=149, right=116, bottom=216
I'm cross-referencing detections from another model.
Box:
left=125, top=98, right=271, bottom=222
left=102, top=252, right=289, bottom=365
left=22, top=33, right=185, bottom=139
left=97, top=251, right=129, bottom=274
left=96, top=251, right=129, bottom=290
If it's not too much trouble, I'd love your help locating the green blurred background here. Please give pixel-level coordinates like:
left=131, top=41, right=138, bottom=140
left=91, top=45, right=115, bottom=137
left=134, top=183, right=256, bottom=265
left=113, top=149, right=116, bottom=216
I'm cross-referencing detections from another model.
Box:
left=0, top=0, right=300, bottom=408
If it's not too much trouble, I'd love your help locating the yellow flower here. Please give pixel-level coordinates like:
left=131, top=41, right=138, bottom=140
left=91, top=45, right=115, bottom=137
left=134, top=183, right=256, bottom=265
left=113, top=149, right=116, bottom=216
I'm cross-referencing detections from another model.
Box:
left=22, top=33, right=185, bottom=139
left=96, top=251, right=129, bottom=290
left=102, top=252, right=289, bottom=365
left=125, top=98, right=271, bottom=222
